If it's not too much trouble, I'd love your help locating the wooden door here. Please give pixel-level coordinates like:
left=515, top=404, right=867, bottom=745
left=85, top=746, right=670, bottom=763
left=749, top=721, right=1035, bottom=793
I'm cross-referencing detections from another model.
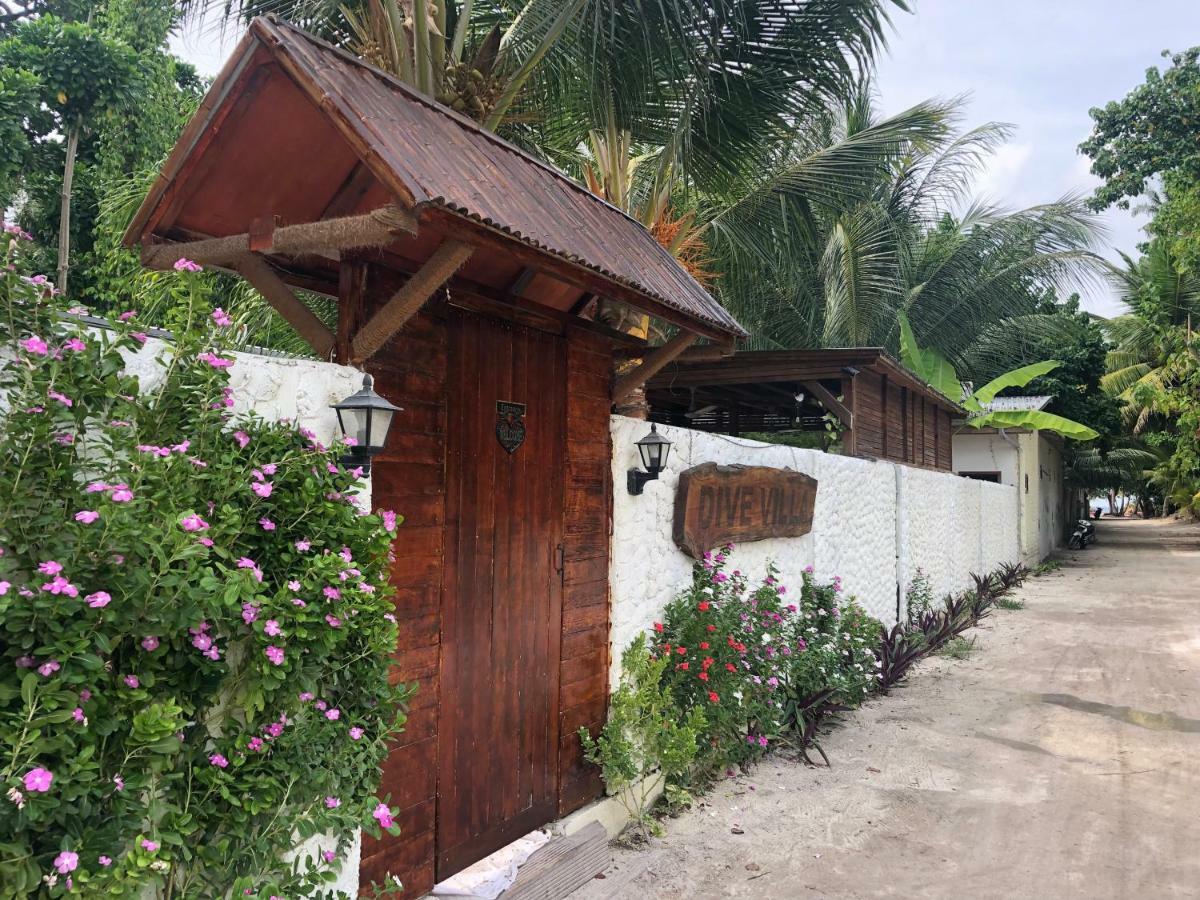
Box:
left=437, top=308, right=566, bottom=877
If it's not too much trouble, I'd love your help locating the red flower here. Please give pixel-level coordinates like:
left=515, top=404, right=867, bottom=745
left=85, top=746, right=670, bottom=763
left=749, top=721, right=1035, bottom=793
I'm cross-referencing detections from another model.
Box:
left=698, top=672, right=709, bottom=682
left=708, top=691, right=720, bottom=703
left=699, top=641, right=710, bottom=650
left=653, top=622, right=664, bottom=633
left=676, top=646, right=687, bottom=655
left=706, top=624, right=716, bottom=633
left=698, top=601, right=710, bottom=612
left=677, top=661, right=690, bottom=671
left=663, top=643, right=672, bottom=653
left=702, top=656, right=715, bottom=669
left=725, top=663, right=737, bottom=672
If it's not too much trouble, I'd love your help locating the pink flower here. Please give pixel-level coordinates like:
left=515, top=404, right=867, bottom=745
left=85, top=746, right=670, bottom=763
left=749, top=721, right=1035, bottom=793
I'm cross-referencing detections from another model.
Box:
left=339, top=547, right=353, bottom=564
left=141, top=636, right=160, bottom=651
left=292, top=598, right=307, bottom=608
left=259, top=517, right=275, bottom=531
left=373, top=802, right=395, bottom=829
left=0, top=581, right=9, bottom=595
left=325, top=615, right=342, bottom=629
left=63, top=337, right=85, bottom=352
left=324, top=796, right=340, bottom=809
left=37, top=660, right=60, bottom=677
left=43, top=576, right=79, bottom=597
left=248, top=737, right=264, bottom=752
left=173, top=258, right=203, bottom=273
left=349, top=727, right=364, bottom=740
left=53, top=851, right=78, bottom=874
left=324, top=708, right=340, bottom=721
left=198, top=351, right=233, bottom=368
left=74, top=510, right=100, bottom=524
left=86, top=591, right=112, bottom=608
left=113, top=774, right=125, bottom=791
left=265, top=645, right=285, bottom=666
left=141, top=839, right=158, bottom=853
left=23, top=768, right=52, bottom=793
left=241, top=603, right=259, bottom=625
left=197, top=537, right=214, bottom=547
left=287, top=579, right=301, bottom=590
left=323, top=587, right=340, bottom=601
left=209, top=753, right=229, bottom=768
left=295, top=540, right=310, bottom=552
left=123, top=675, right=139, bottom=689
left=251, top=481, right=273, bottom=498
left=323, top=850, right=336, bottom=863
left=263, top=619, right=282, bottom=637
left=117, top=311, right=136, bottom=322
left=261, top=463, right=277, bottom=475
left=72, top=707, right=85, bottom=723
left=233, top=431, right=250, bottom=448
left=265, top=721, right=285, bottom=739
left=19, top=336, right=48, bottom=356
left=85, top=481, right=108, bottom=493
left=131, top=332, right=148, bottom=344
left=98, top=856, right=112, bottom=867
left=211, top=307, right=232, bottom=326
left=38, top=560, right=63, bottom=576
left=180, top=513, right=210, bottom=532
left=381, top=509, right=398, bottom=531
left=110, top=485, right=134, bottom=503
left=47, top=390, right=73, bottom=407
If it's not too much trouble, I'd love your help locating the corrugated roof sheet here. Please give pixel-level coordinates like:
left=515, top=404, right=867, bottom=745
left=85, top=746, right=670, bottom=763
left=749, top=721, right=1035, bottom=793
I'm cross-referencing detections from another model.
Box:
left=984, top=396, right=1052, bottom=412
left=252, top=18, right=745, bottom=338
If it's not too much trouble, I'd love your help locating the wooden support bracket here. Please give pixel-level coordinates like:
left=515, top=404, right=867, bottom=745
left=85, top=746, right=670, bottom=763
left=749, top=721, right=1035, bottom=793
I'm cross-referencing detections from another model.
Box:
left=613, top=331, right=700, bottom=404
left=802, top=380, right=853, bottom=429
left=236, top=253, right=336, bottom=358
left=350, top=239, right=475, bottom=362
left=141, top=205, right=419, bottom=270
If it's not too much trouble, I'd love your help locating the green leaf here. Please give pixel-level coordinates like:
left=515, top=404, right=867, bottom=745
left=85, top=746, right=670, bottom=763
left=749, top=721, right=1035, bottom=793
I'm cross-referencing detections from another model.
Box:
left=898, top=310, right=962, bottom=401
left=971, top=360, right=1061, bottom=406
left=973, top=409, right=1099, bottom=440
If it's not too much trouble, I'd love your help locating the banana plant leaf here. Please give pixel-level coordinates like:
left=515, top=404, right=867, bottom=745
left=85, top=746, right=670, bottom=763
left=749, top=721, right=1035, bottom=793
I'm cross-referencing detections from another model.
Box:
left=898, top=311, right=962, bottom=402
left=971, top=360, right=1061, bottom=406
left=969, top=409, right=1099, bottom=440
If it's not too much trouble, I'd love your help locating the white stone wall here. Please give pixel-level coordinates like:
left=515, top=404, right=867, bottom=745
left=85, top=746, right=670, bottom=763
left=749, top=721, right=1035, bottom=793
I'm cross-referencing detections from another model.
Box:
left=610, top=417, right=1021, bottom=684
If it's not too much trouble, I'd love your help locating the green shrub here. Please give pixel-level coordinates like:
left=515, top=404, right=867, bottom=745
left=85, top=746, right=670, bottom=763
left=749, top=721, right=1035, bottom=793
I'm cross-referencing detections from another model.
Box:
left=0, top=233, right=412, bottom=898
left=904, top=568, right=934, bottom=627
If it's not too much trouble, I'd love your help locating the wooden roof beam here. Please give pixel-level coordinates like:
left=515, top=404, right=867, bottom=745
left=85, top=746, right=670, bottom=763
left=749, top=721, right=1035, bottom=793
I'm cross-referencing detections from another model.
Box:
left=236, top=253, right=336, bottom=358
left=351, top=238, right=474, bottom=362
left=140, top=205, right=419, bottom=270
left=802, top=380, right=852, bottom=429
left=613, top=331, right=700, bottom=405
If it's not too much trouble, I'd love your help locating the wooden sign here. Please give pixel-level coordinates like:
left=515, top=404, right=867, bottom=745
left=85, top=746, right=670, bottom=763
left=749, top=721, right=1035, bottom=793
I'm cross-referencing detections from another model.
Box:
left=673, top=463, right=818, bottom=559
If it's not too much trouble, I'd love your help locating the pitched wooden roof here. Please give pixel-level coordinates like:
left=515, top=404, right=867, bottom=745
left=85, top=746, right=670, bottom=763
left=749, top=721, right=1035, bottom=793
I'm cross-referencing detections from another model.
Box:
left=125, top=16, right=745, bottom=340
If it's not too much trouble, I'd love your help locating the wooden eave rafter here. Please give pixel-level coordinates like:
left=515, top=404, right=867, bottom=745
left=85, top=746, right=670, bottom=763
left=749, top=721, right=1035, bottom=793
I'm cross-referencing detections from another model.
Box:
left=613, top=331, right=700, bottom=404
left=802, top=380, right=853, bottom=429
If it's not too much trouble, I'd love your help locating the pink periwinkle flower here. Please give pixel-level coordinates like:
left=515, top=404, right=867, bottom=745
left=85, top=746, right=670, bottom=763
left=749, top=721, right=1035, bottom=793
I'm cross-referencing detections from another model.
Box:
left=37, top=660, right=60, bottom=677
left=295, top=540, right=311, bottom=552
left=233, top=431, right=250, bottom=448
left=241, top=603, right=259, bottom=625
left=24, top=768, right=53, bottom=792
left=43, top=576, right=80, bottom=597
left=373, top=803, right=395, bottom=829
left=53, top=851, right=78, bottom=874
left=72, top=707, right=85, bottom=723
left=211, top=307, right=232, bottom=327
left=248, top=737, right=264, bottom=753
left=19, top=336, right=48, bottom=356
left=180, top=513, right=210, bottom=532
left=15, top=655, right=34, bottom=668
left=349, top=727, right=364, bottom=741
left=113, top=774, right=125, bottom=791
left=259, top=517, right=276, bottom=531
left=74, top=510, right=100, bottom=524
left=325, top=615, right=341, bottom=628
left=141, top=636, right=160, bottom=652
left=265, top=645, right=285, bottom=666
left=174, top=258, right=203, bottom=273
left=131, top=332, right=148, bottom=344
left=381, top=509, right=398, bottom=531
left=324, top=708, right=340, bottom=721
left=198, top=351, right=233, bottom=368
left=98, top=856, right=112, bottom=867
left=261, top=463, right=277, bottom=475
left=47, top=390, right=72, bottom=407
left=263, top=619, right=282, bottom=637
left=325, top=796, right=340, bottom=809
left=62, top=337, right=86, bottom=352
left=210, top=754, right=229, bottom=768
left=38, top=560, right=63, bottom=576
left=322, top=850, right=336, bottom=863
left=123, top=675, right=139, bottom=689
left=110, top=485, right=134, bottom=503
left=86, top=590, right=111, bottom=608
left=140, top=839, right=158, bottom=853
left=251, top=481, right=273, bottom=498
left=323, top=586, right=340, bottom=601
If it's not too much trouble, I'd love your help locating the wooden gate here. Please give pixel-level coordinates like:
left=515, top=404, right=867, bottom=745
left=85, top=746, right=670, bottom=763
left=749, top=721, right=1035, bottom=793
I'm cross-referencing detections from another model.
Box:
left=436, top=308, right=566, bottom=876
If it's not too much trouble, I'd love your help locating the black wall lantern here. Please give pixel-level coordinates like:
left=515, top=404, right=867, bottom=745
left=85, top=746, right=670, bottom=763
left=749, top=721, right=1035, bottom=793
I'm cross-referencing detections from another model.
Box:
left=627, top=423, right=672, bottom=494
left=331, top=374, right=401, bottom=475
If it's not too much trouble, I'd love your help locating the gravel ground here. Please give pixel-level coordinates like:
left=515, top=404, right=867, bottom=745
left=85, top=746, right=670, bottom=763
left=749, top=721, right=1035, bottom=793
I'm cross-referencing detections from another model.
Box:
left=569, top=518, right=1200, bottom=900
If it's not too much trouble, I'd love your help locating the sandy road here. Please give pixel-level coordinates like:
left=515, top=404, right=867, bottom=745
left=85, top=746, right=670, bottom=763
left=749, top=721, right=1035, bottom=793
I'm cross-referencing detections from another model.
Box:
left=570, top=518, right=1200, bottom=900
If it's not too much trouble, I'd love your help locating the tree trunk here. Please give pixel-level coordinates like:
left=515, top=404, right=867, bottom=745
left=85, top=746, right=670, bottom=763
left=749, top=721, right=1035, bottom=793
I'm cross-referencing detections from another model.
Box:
left=56, top=117, right=82, bottom=297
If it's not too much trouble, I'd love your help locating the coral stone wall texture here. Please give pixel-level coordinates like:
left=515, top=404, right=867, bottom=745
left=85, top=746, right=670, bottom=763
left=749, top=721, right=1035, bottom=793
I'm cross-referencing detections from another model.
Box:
left=610, top=417, right=1020, bottom=685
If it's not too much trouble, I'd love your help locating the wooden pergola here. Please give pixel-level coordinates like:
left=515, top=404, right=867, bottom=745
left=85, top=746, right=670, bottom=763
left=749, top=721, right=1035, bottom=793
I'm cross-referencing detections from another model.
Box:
left=123, top=16, right=745, bottom=897
left=646, top=348, right=964, bottom=471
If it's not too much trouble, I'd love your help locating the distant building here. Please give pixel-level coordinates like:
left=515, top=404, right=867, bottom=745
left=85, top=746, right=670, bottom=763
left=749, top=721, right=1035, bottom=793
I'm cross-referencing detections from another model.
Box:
left=952, top=397, right=1068, bottom=564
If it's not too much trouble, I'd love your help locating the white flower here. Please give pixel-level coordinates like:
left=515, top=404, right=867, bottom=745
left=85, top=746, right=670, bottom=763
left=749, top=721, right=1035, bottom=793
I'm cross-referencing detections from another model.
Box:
left=151, top=861, right=170, bottom=874
left=7, top=788, right=24, bottom=809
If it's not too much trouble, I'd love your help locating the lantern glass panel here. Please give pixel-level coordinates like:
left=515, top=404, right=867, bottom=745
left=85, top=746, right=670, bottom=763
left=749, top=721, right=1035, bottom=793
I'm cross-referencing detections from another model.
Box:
left=366, top=408, right=394, bottom=451
left=337, top=407, right=369, bottom=448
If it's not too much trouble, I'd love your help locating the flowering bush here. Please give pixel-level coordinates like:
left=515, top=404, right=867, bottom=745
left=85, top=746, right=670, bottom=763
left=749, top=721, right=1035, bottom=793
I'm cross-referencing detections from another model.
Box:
left=0, top=229, right=412, bottom=897
left=651, top=548, right=881, bottom=771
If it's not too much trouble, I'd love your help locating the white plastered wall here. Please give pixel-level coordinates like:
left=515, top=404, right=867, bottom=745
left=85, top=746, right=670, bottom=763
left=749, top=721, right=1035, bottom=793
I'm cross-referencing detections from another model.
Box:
left=611, top=417, right=1020, bottom=685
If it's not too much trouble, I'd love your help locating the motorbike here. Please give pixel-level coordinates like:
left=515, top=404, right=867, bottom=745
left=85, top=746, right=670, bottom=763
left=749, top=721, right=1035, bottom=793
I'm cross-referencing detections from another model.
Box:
left=1068, top=518, right=1096, bottom=550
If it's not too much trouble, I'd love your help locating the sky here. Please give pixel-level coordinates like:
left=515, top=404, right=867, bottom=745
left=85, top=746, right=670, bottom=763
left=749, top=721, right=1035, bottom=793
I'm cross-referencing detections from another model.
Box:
left=170, top=1, right=1200, bottom=318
